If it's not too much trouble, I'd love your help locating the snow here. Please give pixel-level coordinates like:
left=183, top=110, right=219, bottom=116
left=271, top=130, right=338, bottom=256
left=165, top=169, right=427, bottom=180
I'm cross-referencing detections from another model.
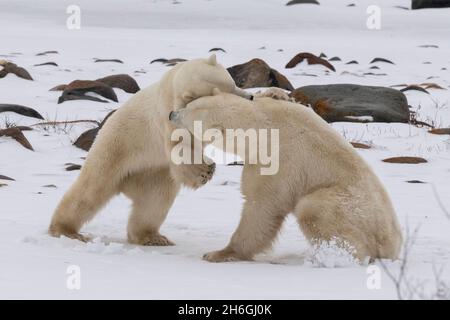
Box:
left=1, top=0, right=450, bottom=299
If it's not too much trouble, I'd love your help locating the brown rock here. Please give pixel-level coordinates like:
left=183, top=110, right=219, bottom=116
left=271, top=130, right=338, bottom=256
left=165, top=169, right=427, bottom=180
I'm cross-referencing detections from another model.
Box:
left=73, top=110, right=116, bottom=151
left=0, top=104, right=44, bottom=119
left=227, top=58, right=294, bottom=91
left=96, top=74, right=140, bottom=93
left=350, top=142, right=371, bottom=149
left=0, top=127, right=34, bottom=151
left=382, top=157, right=427, bottom=164
left=429, top=128, right=450, bottom=135
left=285, top=52, right=335, bottom=71
left=0, top=61, right=33, bottom=80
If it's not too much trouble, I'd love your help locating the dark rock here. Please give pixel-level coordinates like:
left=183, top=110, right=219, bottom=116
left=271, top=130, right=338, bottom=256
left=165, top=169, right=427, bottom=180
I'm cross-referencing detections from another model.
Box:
left=290, top=84, right=410, bottom=123
left=286, top=0, right=320, bottom=5
left=0, top=104, right=44, bottom=119
left=370, top=57, right=395, bottom=64
left=94, top=58, right=123, bottom=64
left=96, top=74, right=140, bottom=93
left=209, top=48, right=226, bottom=53
left=0, top=61, right=33, bottom=80
left=73, top=110, right=116, bottom=151
left=382, top=157, right=427, bottom=164
left=58, top=80, right=118, bottom=104
left=65, top=164, right=82, bottom=171
left=400, top=85, right=429, bottom=94
left=0, top=127, right=34, bottom=151
left=0, top=175, right=15, bottom=181
left=34, top=62, right=58, bottom=67
left=406, top=180, right=426, bottom=183
left=346, top=60, right=359, bottom=65
left=285, top=52, right=335, bottom=71
left=36, top=50, right=58, bottom=56
left=412, top=0, right=450, bottom=9
left=328, top=56, right=341, bottom=61
left=419, top=44, right=439, bottom=48
left=227, top=58, right=294, bottom=91
left=150, top=58, right=186, bottom=65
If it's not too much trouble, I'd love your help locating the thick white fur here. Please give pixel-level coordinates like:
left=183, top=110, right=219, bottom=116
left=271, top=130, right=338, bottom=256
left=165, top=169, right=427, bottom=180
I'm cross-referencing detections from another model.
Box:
left=48, top=55, right=251, bottom=245
left=172, top=92, right=403, bottom=262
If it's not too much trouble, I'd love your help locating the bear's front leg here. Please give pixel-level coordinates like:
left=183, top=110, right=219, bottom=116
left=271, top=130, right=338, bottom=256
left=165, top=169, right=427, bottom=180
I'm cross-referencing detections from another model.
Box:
left=172, top=161, right=216, bottom=189
left=203, top=198, right=287, bottom=263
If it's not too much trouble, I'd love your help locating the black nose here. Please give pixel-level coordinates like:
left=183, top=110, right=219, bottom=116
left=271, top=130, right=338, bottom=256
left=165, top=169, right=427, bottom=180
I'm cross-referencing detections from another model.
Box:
left=169, top=111, right=175, bottom=121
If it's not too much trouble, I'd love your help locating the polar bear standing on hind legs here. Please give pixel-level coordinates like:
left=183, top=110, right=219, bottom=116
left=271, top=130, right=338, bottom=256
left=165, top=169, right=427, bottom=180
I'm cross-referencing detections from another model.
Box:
left=169, top=90, right=403, bottom=262
left=48, top=55, right=252, bottom=245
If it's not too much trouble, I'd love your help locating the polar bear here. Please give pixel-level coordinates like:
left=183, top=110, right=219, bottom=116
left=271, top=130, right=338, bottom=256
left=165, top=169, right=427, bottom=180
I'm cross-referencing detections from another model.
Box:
left=48, top=55, right=252, bottom=245
left=169, top=90, right=403, bottom=262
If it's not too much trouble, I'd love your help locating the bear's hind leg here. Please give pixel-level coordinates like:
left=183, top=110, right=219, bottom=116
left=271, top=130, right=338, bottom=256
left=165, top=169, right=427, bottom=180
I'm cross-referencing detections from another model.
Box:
left=121, top=168, right=180, bottom=246
left=294, top=187, right=371, bottom=262
left=49, top=169, right=119, bottom=241
left=203, top=199, right=288, bottom=262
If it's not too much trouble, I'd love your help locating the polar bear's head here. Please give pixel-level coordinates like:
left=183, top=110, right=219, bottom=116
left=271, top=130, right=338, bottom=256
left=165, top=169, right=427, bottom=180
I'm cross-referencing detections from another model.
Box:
left=169, top=55, right=252, bottom=110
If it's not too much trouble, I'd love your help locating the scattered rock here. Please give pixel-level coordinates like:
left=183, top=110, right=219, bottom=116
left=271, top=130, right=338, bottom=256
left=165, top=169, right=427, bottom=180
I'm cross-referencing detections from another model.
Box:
left=58, top=80, right=118, bottom=104
left=286, top=0, right=320, bottom=5
left=319, top=53, right=327, bottom=58
left=394, top=5, right=410, bottom=10
left=94, top=58, right=124, bottom=64
left=406, top=180, right=426, bottom=184
left=73, top=110, right=116, bottom=151
left=0, top=175, right=15, bottom=181
left=96, top=74, right=140, bottom=93
left=42, top=184, right=57, bottom=188
left=350, top=142, right=371, bottom=149
left=0, top=127, right=34, bottom=151
left=34, top=62, right=58, bottom=67
left=400, top=85, right=429, bottom=94
left=363, top=72, right=387, bottom=76
left=421, top=82, right=446, bottom=90
left=285, top=52, right=335, bottom=71
left=227, top=58, right=294, bottom=91
left=209, top=48, right=226, bottom=53
left=328, top=56, right=341, bottom=61
left=36, top=50, right=58, bottom=56
left=429, top=128, right=450, bottom=135
left=382, top=157, right=427, bottom=164
left=49, top=84, right=67, bottom=91
left=419, top=44, right=439, bottom=48
left=0, top=60, right=33, bottom=80
left=369, top=66, right=380, bottom=70
left=412, top=0, right=450, bottom=9
left=150, top=58, right=186, bottom=65
left=370, top=57, right=394, bottom=64
left=290, top=84, right=410, bottom=123
left=0, top=183, right=7, bottom=188
left=345, top=60, right=358, bottom=65
left=0, top=104, right=44, bottom=119
left=65, top=164, right=82, bottom=171
left=227, top=161, right=244, bottom=166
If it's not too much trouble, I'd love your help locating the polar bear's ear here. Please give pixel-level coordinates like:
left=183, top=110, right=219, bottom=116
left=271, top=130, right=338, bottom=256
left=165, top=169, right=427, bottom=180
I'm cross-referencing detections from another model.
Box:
left=207, top=54, right=217, bottom=66
left=212, top=88, right=222, bottom=96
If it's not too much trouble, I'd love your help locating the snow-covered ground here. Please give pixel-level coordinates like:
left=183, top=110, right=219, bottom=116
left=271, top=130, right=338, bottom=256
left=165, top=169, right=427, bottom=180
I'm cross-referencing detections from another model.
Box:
left=0, top=0, right=449, bottom=299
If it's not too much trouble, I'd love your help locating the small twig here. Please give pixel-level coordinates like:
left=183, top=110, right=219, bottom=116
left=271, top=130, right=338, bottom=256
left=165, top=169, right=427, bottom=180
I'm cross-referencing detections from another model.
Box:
left=30, top=119, right=100, bottom=127
left=431, top=183, right=450, bottom=220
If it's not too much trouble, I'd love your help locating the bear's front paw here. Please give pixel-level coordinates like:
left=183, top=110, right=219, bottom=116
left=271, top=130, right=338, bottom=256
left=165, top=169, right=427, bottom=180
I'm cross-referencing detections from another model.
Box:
left=179, top=162, right=216, bottom=189
left=203, top=249, right=247, bottom=263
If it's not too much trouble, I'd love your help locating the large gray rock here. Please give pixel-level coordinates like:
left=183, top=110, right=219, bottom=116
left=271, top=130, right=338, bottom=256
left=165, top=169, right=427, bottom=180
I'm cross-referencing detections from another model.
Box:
left=412, top=0, right=450, bottom=9
left=290, top=84, right=410, bottom=123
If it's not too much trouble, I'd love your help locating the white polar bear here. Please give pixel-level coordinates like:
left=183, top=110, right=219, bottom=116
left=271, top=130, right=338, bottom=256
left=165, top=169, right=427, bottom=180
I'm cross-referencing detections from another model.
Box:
left=169, top=90, right=403, bottom=262
left=48, top=55, right=252, bottom=245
